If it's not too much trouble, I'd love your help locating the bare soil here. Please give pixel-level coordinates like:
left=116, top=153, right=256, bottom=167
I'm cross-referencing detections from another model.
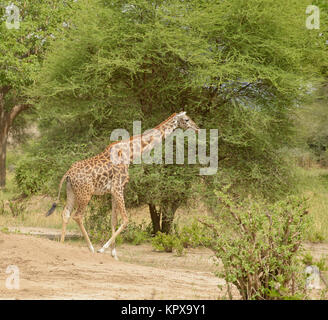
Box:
left=0, top=231, right=231, bottom=300
left=1, top=230, right=327, bottom=300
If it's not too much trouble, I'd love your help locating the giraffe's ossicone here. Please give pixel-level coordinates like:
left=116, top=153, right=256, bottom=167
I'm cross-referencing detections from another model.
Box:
left=46, top=112, right=199, bottom=258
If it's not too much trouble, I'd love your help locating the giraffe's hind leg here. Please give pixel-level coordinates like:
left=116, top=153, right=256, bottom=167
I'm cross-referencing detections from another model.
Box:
left=73, top=198, right=95, bottom=253
left=60, top=180, right=75, bottom=243
left=98, top=188, right=128, bottom=254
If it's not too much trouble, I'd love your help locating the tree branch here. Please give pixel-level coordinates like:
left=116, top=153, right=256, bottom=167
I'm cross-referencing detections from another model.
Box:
left=217, top=82, right=253, bottom=108
left=9, top=104, right=30, bottom=126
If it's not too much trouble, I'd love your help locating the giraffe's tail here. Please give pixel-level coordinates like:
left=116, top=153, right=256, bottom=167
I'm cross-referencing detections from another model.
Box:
left=45, top=173, right=69, bottom=217
left=46, top=203, right=57, bottom=217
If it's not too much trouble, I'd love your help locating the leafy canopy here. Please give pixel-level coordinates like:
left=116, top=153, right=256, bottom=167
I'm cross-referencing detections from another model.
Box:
left=19, top=0, right=328, bottom=203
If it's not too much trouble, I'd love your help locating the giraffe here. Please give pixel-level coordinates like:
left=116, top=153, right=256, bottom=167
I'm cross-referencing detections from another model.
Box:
left=46, top=111, right=199, bottom=259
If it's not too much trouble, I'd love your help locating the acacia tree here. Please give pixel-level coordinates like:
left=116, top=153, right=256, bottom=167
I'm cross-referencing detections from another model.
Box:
left=0, top=0, right=75, bottom=188
left=24, top=0, right=215, bottom=230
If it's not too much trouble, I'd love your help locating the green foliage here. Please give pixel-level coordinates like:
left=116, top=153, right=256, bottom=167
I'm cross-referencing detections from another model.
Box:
left=201, top=191, right=309, bottom=300
left=15, top=138, right=97, bottom=196
left=313, top=0, right=328, bottom=50
left=151, top=232, right=183, bottom=254
left=174, top=221, right=212, bottom=248
left=121, top=221, right=151, bottom=245
left=151, top=220, right=210, bottom=255
left=15, top=154, right=51, bottom=195
left=126, top=163, right=199, bottom=234
left=0, top=0, right=77, bottom=131
left=264, top=286, right=305, bottom=300
left=0, top=0, right=78, bottom=188
left=0, top=0, right=76, bottom=90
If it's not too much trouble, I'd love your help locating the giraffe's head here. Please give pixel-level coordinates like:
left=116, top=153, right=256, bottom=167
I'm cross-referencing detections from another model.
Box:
left=175, top=111, right=200, bottom=133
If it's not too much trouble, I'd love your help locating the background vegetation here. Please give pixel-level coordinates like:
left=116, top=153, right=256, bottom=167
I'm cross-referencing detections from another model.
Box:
left=1, top=0, right=328, bottom=300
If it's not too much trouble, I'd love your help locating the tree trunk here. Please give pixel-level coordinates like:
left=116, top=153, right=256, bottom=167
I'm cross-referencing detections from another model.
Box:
left=0, top=89, right=29, bottom=188
left=160, top=202, right=179, bottom=234
left=0, top=125, right=8, bottom=189
left=148, top=203, right=161, bottom=235
left=0, top=93, right=9, bottom=189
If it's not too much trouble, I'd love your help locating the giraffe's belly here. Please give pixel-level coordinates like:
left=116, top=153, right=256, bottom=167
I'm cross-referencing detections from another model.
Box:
left=93, top=180, right=112, bottom=195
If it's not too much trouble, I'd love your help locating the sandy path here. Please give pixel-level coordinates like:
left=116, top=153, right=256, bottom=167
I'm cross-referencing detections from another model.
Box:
left=0, top=232, right=223, bottom=300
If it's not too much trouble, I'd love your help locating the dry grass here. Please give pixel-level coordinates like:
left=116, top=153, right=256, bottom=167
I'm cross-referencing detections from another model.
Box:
left=0, top=198, right=208, bottom=233
left=295, top=167, right=328, bottom=242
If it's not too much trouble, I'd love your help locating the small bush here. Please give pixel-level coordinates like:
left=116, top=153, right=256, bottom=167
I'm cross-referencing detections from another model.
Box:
left=150, top=221, right=212, bottom=256
left=0, top=200, right=26, bottom=218
left=121, top=221, right=151, bottom=245
left=8, top=201, right=26, bottom=217
left=0, top=201, right=5, bottom=215
left=201, top=192, right=309, bottom=300
left=151, top=232, right=184, bottom=256
left=174, top=221, right=212, bottom=248
left=15, top=155, right=54, bottom=195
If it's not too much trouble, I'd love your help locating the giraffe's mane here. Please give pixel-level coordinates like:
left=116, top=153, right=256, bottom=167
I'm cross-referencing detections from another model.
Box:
left=107, top=113, right=177, bottom=148
left=154, top=113, right=177, bottom=129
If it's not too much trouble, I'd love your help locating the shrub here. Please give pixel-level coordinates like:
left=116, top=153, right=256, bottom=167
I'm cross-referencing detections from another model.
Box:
left=174, top=221, right=212, bottom=248
left=200, top=192, right=309, bottom=300
left=15, top=155, right=54, bottom=195
left=151, top=232, right=183, bottom=255
left=150, top=220, right=212, bottom=256
left=8, top=201, right=26, bottom=217
left=121, top=221, right=152, bottom=245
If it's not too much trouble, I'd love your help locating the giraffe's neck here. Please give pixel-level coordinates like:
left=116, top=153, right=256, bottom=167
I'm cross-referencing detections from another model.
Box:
left=129, top=115, right=177, bottom=161
left=102, top=114, right=178, bottom=164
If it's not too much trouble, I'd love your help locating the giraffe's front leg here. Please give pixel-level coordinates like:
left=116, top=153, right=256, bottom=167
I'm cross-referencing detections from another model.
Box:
left=110, top=196, right=118, bottom=260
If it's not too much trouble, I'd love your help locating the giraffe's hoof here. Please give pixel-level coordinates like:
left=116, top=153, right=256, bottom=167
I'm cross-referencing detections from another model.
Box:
left=111, top=248, right=118, bottom=260
left=97, top=248, right=105, bottom=254
left=89, top=246, right=95, bottom=253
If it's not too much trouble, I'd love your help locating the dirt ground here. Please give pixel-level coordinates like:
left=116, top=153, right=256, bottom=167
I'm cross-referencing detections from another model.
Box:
left=0, top=231, right=233, bottom=300
left=0, top=230, right=327, bottom=300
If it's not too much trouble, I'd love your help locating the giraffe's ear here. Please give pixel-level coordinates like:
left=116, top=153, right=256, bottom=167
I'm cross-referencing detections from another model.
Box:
left=178, top=111, right=186, bottom=117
